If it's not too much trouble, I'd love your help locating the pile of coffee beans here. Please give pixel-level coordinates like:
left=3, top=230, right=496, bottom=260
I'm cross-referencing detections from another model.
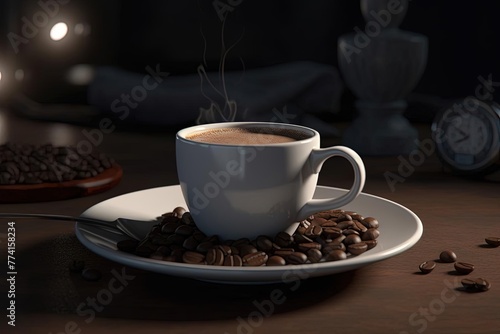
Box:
left=0, top=142, right=114, bottom=185
left=117, top=207, right=381, bottom=266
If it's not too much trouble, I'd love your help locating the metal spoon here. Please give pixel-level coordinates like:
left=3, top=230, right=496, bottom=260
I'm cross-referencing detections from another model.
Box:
left=0, top=213, right=158, bottom=240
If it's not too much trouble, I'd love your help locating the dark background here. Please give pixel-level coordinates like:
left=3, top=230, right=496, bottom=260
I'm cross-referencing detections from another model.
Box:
left=1, top=0, right=500, bottom=121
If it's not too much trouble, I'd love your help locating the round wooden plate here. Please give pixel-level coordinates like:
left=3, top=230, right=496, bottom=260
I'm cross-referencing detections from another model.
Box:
left=0, top=164, right=123, bottom=203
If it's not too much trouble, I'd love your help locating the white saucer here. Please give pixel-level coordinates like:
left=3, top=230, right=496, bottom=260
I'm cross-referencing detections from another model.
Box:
left=75, top=185, right=423, bottom=284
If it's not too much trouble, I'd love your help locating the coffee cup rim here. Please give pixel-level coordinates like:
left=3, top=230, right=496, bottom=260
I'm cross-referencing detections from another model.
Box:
left=176, top=122, right=318, bottom=147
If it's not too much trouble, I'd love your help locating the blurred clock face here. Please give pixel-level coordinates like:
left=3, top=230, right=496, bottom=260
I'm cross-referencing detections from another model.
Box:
left=446, top=114, right=489, bottom=155
left=433, top=101, right=499, bottom=172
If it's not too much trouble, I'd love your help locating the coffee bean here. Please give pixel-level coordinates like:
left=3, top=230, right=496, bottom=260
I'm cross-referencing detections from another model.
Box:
left=243, top=252, right=268, bottom=266
left=485, top=237, right=500, bottom=247
left=232, top=238, right=251, bottom=248
left=256, top=235, right=274, bottom=252
left=274, top=248, right=295, bottom=257
left=362, top=228, right=380, bottom=241
left=461, top=278, right=477, bottom=290
left=322, top=243, right=346, bottom=254
left=173, top=206, right=187, bottom=218
left=419, top=261, right=436, bottom=274
left=336, top=220, right=354, bottom=230
left=353, top=220, right=368, bottom=233
left=239, top=244, right=258, bottom=257
left=325, top=249, right=347, bottom=261
left=322, top=227, right=343, bottom=239
left=274, top=231, right=293, bottom=248
left=117, top=239, right=139, bottom=253
left=362, top=217, right=379, bottom=229
left=69, top=260, right=85, bottom=273
left=310, top=217, right=327, bottom=226
left=216, top=245, right=233, bottom=256
left=305, top=225, right=323, bottom=237
left=461, top=278, right=491, bottom=292
left=175, top=224, right=194, bottom=236
left=348, top=242, right=368, bottom=255
left=475, top=278, right=491, bottom=291
left=196, top=241, right=214, bottom=253
left=351, top=214, right=364, bottom=221
left=181, top=212, right=195, bottom=225
left=81, top=268, right=102, bottom=281
left=306, top=249, right=323, bottom=263
left=321, top=220, right=337, bottom=228
left=364, top=239, right=378, bottom=250
left=167, top=234, right=186, bottom=245
left=298, top=242, right=322, bottom=252
left=182, top=236, right=200, bottom=251
left=182, top=251, right=205, bottom=264
left=266, top=255, right=286, bottom=266
left=224, top=255, right=243, bottom=266
left=336, top=214, right=352, bottom=223
left=170, top=248, right=185, bottom=262
left=454, top=262, right=474, bottom=275
left=439, top=250, right=457, bottom=263
left=294, top=233, right=314, bottom=244
left=342, top=229, right=359, bottom=236
left=286, top=252, right=308, bottom=264
left=206, top=248, right=224, bottom=265
left=344, top=234, right=362, bottom=246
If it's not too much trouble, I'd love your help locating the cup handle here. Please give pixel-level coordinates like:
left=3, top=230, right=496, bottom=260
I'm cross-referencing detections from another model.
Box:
left=297, top=146, right=366, bottom=220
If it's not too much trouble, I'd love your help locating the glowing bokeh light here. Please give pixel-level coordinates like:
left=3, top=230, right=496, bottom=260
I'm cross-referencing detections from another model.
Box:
left=74, top=23, right=91, bottom=36
left=50, top=22, right=69, bottom=41
left=15, top=69, right=24, bottom=82
left=0, top=71, right=2, bottom=82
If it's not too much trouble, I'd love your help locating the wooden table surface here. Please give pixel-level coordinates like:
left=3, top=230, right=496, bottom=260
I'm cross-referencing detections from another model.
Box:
left=0, top=108, right=498, bottom=334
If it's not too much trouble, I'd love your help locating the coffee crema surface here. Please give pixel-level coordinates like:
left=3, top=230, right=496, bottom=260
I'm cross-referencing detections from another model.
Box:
left=187, top=127, right=309, bottom=145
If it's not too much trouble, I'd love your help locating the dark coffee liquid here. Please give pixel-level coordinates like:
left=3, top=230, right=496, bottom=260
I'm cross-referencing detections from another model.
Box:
left=187, top=127, right=308, bottom=145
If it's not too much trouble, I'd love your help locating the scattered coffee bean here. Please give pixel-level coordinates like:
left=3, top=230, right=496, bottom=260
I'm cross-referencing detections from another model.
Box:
left=474, top=278, right=491, bottom=291
left=362, top=217, right=379, bottom=229
left=81, top=268, right=102, bottom=281
left=461, top=278, right=491, bottom=292
left=69, top=260, right=85, bottom=273
left=485, top=237, right=500, bottom=247
left=439, top=250, right=457, bottom=263
left=419, top=261, right=436, bottom=274
left=454, top=262, right=474, bottom=275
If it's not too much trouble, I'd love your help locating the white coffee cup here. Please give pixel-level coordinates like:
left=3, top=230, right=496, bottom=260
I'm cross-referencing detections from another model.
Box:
left=176, top=122, right=365, bottom=240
